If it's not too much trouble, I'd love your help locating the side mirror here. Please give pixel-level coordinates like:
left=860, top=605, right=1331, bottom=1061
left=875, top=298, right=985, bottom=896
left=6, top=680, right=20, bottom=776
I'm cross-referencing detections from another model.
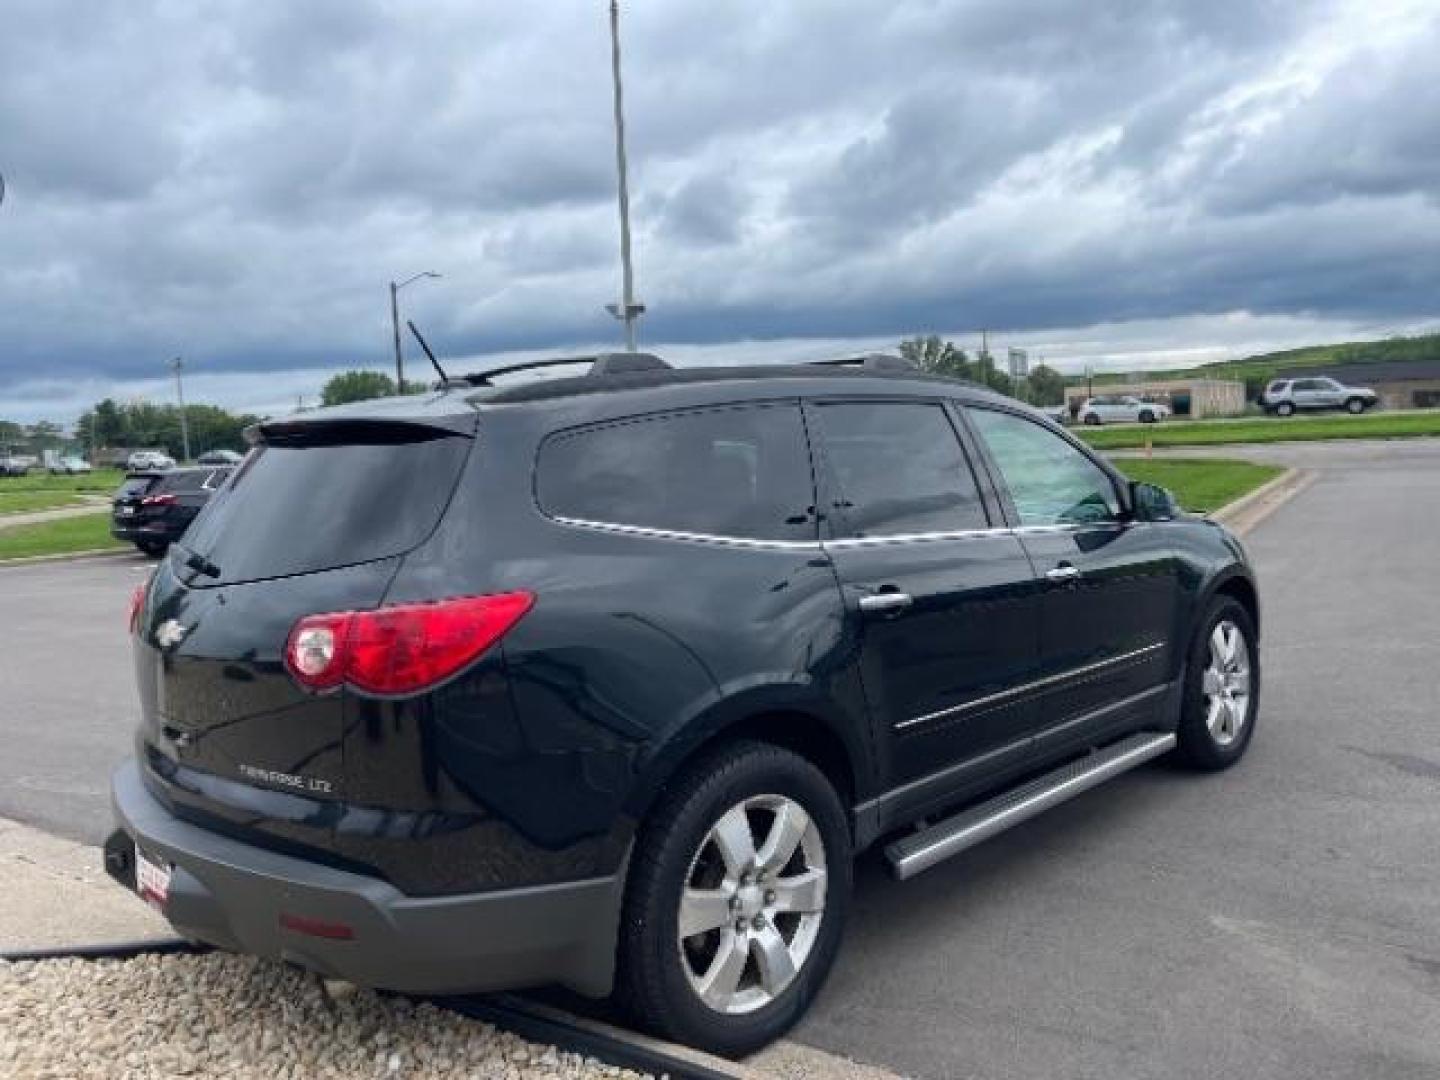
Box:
left=1131, top=481, right=1178, bottom=521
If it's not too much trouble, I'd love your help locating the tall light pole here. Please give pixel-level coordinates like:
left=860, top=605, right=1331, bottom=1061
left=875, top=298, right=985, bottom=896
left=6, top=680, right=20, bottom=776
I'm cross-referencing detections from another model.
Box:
left=605, top=0, right=644, bottom=351
left=390, top=271, right=441, bottom=390
left=170, top=357, right=191, bottom=463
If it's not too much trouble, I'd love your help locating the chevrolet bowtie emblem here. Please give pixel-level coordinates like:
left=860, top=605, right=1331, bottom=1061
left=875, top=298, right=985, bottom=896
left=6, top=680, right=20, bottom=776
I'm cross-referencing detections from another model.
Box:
left=155, top=619, right=189, bottom=649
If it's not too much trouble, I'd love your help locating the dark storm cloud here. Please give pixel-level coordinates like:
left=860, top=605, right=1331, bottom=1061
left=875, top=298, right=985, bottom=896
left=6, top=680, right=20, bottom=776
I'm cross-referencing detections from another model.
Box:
left=0, top=0, right=1437, bottom=401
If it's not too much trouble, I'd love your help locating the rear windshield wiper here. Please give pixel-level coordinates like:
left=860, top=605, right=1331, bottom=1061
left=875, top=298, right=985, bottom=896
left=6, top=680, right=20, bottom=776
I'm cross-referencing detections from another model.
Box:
left=183, top=549, right=221, bottom=579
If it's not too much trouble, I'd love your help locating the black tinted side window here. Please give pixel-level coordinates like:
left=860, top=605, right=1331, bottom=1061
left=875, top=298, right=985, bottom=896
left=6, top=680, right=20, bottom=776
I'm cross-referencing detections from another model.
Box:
left=813, top=401, right=988, bottom=538
left=536, top=403, right=815, bottom=542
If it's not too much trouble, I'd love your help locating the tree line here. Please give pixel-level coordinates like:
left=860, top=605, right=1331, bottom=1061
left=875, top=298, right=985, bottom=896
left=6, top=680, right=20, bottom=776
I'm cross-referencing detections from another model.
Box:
left=74, top=398, right=261, bottom=460
left=897, top=336, right=1066, bottom=406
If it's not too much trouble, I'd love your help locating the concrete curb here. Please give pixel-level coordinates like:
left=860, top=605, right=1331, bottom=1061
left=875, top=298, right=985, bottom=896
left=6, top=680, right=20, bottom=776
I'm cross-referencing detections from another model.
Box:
left=0, top=547, right=136, bottom=569
left=1207, top=466, right=1313, bottom=536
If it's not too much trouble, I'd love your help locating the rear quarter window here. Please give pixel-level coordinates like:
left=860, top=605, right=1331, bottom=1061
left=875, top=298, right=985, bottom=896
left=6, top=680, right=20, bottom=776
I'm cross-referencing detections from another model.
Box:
left=536, top=403, right=815, bottom=543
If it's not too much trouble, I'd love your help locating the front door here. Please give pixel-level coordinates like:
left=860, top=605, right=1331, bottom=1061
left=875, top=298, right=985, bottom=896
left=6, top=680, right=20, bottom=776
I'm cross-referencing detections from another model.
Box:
left=807, top=398, right=1044, bottom=804
left=964, top=405, right=1180, bottom=746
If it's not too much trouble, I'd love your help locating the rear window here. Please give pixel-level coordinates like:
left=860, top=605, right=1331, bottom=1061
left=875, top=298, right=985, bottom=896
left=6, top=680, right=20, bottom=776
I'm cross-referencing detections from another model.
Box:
left=116, top=476, right=159, bottom=499
left=177, top=428, right=471, bottom=585
left=156, top=470, right=223, bottom=494
left=536, top=403, right=815, bottom=543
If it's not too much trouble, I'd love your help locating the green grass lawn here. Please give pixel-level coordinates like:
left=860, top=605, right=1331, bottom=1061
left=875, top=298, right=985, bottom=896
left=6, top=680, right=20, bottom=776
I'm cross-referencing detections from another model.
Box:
left=0, top=467, right=126, bottom=493
left=0, top=491, right=91, bottom=515
left=0, top=468, right=123, bottom=515
left=1078, top=410, right=1440, bottom=450
left=1115, top=458, right=1284, bottom=513
left=0, top=512, right=127, bottom=560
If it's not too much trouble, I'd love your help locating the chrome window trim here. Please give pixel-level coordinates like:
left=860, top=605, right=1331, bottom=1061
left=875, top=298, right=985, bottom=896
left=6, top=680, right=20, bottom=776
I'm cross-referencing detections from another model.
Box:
left=821, top=521, right=1122, bottom=549
left=894, top=641, right=1167, bottom=731
left=824, top=526, right=1011, bottom=549
left=549, top=515, right=822, bottom=551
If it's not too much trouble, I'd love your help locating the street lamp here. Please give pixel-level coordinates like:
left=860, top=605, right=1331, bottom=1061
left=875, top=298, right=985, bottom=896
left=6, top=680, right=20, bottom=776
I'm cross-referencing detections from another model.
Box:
left=390, top=272, right=441, bottom=390
left=170, top=357, right=191, bottom=463
left=605, top=0, right=644, bottom=351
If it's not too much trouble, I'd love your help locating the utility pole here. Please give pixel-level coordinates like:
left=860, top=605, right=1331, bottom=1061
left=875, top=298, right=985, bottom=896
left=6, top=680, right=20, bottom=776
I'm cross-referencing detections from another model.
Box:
left=170, top=357, right=191, bottom=463
left=390, top=272, right=442, bottom=391
left=605, top=0, right=644, bottom=350
left=390, top=281, right=402, bottom=390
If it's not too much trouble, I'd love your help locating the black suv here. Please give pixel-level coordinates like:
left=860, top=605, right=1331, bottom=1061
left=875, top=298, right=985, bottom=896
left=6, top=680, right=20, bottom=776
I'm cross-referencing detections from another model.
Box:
left=107, top=355, right=1260, bottom=1055
left=111, top=466, right=233, bottom=557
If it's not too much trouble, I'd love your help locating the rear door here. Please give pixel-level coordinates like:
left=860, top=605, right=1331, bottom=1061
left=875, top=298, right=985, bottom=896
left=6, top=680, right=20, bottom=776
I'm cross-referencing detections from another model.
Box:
left=964, top=404, right=1179, bottom=746
left=809, top=398, right=1044, bottom=807
left=1290, top=378, right=1324, bottom=409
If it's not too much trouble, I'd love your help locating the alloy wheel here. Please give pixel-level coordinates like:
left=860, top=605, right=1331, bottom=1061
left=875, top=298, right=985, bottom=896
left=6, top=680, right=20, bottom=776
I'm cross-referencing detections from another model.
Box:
left=676, top=794, right=827, bottom=1015
left=1202, top=619, right=1251, bottom=746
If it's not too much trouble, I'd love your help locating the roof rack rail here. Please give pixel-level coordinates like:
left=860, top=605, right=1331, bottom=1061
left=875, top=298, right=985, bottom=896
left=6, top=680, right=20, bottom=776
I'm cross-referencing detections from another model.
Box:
left=808, top=352, right=917, bottom=373
left=446, top=352, right=671, bottom=388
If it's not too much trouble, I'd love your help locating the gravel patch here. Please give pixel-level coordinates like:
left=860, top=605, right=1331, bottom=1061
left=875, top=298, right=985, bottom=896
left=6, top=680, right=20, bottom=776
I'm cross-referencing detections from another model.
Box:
left=0, top=951, right=654, bottom=1079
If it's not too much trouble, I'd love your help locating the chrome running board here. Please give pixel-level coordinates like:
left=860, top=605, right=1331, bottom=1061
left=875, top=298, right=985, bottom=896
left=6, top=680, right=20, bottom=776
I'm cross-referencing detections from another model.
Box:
left=884, top=731, right=1177, bottom=880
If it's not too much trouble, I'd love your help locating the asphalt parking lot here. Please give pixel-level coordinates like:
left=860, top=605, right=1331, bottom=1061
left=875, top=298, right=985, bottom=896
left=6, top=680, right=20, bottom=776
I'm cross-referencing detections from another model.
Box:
left=2, top=439, right=1437, bottom=1079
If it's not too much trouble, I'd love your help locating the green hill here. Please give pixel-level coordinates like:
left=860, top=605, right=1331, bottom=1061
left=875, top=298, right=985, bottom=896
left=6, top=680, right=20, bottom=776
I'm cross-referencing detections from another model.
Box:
left=1072, top=331, right=1440, bottom=392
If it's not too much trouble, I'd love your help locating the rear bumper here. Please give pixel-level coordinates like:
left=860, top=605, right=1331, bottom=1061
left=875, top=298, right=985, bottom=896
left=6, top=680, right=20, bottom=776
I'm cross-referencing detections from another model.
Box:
left=110, top=520, right=176, bottom=542
left=106, top=759, right=623, bottom=997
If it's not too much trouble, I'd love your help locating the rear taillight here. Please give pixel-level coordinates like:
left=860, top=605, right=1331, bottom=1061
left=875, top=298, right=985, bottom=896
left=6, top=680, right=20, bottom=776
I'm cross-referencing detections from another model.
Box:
left=284, top=592, right=534, bottom=696
left=141, top=494, right=178, bottom=507
left=128, top=581, right=147, bottom=634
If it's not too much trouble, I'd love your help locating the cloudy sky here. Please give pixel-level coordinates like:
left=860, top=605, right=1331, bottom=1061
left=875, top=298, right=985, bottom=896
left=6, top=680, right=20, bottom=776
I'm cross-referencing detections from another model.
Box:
left=2, top=0, right=1439, bottom=424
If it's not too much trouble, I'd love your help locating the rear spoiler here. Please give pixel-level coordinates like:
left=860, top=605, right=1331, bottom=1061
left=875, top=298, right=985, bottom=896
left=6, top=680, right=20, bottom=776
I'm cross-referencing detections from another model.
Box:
left=246, top=413, right=478, bottom=446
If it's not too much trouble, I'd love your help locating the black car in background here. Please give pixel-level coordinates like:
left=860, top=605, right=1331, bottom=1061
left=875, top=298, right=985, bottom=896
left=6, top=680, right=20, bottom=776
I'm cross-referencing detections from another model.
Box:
left=111, top=466, right=232, bottom=556
left=108, top=354, right=1260, bottom=1055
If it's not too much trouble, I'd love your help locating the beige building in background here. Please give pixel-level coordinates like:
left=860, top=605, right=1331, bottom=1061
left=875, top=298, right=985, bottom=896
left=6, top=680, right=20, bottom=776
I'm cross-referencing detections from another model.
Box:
left=1064, top=378, right=1246, bottom=419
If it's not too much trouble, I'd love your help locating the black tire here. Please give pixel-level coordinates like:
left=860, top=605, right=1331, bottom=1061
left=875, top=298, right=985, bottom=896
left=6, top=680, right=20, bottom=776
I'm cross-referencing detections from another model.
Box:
left=137, top=539, right=168, bottom=558
left=1345, top=397, right=1366, bottom=414
left=1173, top=597, right=1259, bottom=771
left=616, top=740, right=852, bottom=1057
left=1276, top=402, right=1295, bottom=417
left=1139, top=410, right=1156, bottom=424
left=1083, top=413, right=1101, bottom=426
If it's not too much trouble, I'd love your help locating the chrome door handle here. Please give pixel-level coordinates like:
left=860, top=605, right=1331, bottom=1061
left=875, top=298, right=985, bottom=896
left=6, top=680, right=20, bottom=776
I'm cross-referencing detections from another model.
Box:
left=859, top=591, right=913, bottom=614
left=1046, top=564, right=1081, bottom=584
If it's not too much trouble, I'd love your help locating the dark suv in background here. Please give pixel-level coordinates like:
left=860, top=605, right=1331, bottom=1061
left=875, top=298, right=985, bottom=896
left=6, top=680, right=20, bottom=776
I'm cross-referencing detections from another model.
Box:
left=107, top=354, right=1260, bottom=1055
left=111, top=466, right=232, bottom=556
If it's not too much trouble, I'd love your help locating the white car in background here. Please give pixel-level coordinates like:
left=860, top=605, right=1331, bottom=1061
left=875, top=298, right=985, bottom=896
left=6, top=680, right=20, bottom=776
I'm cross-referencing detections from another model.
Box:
left=1078, top=394, right=1170, bottom=425
left=126, top=450, right=176, bottom=471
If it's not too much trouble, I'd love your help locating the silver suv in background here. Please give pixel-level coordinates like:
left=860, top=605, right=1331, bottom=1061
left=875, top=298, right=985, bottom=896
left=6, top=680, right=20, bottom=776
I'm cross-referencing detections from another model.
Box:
left=1078, top=394, right=1170, bottom=425
left=126, top=450, right=176, bottom=470
left=1261, top=377, right=1377, bottom=416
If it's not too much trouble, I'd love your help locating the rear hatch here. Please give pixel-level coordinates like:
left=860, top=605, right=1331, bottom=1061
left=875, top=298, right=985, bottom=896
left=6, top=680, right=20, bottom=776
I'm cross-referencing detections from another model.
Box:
left=133, top=411, right=477, bottom=854
left=113, top=473, right=163, bottom=526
